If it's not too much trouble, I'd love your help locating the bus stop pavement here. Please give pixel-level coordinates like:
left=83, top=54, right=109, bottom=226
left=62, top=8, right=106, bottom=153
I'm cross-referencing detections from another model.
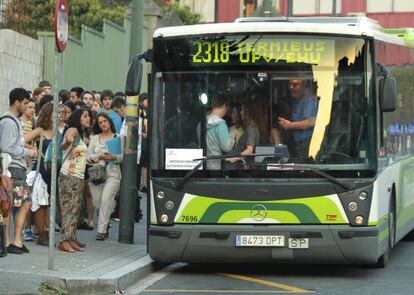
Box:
left=0, top=220, right=153, bottom=295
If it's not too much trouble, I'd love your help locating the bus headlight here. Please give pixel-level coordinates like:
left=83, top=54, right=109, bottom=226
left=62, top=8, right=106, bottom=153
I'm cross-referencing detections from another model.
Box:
left=358, top=191, right=368, bottom=201
left=355, top=216, right=364, bottom=225
left=349, top=202, right=358, bottom=211
left=157, top=191, right=165, bottom=199
left=165, top=200, right=174, bottom=210
left=160, top=214, right=169, bottom=223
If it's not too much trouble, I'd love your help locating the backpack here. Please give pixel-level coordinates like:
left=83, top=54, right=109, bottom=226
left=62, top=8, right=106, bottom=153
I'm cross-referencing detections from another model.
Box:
left=43, top=133, right=80, bottom=171
left=0, top=116, right=20, bottom=177
left=0, top=115, right=20, bottom=147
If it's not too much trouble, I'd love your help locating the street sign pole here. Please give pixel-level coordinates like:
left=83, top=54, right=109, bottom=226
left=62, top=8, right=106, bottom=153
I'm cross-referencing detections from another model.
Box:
left=50, top=0, right=68, bottom=270
left=118, top=0, right=144, bottom=244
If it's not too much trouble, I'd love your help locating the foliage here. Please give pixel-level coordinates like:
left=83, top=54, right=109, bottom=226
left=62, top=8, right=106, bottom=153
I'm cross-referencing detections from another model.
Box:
left=156, top=1, right=202, bottom=25
left=3, top=0, right=52, bottom=38
left=39, top=282, right=68, bottom=295
left=3, top=0, right=127, bottom=39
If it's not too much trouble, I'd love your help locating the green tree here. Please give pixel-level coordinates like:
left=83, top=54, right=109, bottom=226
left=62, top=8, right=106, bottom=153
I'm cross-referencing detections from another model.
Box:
left=155, top=0, right=202, bottom=25
left=4, top=0, right=55, bottom=38
left=4, top=0, right=127, bottom=39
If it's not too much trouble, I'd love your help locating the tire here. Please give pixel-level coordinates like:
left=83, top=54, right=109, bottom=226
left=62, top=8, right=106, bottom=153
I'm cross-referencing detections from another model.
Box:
left=403, top=230, right=414, bottom=241
left=375, top=199, right=395, bottom=268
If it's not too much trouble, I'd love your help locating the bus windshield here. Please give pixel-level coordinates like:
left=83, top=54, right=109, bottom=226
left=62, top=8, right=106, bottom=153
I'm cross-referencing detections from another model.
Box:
left=150, top=34, right=375, bottom=177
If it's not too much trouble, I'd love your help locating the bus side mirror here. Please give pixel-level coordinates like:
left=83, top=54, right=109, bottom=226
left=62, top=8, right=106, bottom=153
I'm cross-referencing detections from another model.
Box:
left=379, top=76, right=397, bottom=112
left=125, top=55, right=143, bottom=96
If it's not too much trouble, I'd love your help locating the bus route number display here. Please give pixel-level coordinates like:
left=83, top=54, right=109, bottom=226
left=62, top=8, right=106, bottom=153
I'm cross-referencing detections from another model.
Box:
left=192, top=38, right=334, bottom=66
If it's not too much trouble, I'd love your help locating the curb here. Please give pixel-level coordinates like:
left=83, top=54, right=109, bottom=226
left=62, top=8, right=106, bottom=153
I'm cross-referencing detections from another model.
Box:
left=1, top=255, right=154, bottom=295
left=45, top=255, right=155, bottom=295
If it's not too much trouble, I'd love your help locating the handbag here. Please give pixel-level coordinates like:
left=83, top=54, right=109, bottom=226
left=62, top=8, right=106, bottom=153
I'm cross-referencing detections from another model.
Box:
left=0, top=175, right=13, bottom=218
left=0, top=173, right=12, bottom=258
left=87, top=165, right=106, bottom=185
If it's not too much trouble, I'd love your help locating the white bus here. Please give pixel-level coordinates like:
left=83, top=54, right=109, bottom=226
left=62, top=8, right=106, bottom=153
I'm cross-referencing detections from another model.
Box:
left=126, top=17, right=414, bottom=267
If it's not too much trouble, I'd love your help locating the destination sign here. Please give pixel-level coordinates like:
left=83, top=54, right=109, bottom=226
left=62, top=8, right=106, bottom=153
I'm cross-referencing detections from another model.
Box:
left=191, top=38, right=335, bottom=66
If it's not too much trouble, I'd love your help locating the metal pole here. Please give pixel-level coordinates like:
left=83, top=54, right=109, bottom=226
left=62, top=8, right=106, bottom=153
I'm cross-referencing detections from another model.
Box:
left=119, top=0, right=143, bottom=244
left=48, top=50, right=60, bottom=270
left=332, top=0, right=337, bottom=16
left=287, top=0, right=293, bottom=17
left=129, top=0, right=143, bottom=63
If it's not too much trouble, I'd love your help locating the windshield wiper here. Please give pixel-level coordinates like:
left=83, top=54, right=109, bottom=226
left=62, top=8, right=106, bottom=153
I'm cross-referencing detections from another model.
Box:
left=173, top=154, right=352, bottom=191
left=253, top=162, right=352, bottom=190
left=173, top=153, right=276, bottom=190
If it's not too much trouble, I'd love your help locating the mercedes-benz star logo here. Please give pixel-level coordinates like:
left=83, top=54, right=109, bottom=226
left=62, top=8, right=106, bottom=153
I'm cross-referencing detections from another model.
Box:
left=251, top=204, right=267, bottom=221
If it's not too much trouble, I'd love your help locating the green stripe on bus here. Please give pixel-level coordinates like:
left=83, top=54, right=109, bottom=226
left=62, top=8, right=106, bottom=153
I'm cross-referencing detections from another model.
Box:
left=218, top=210, right=300, bottom=223
left=377, top=215, right=388, bottom=242
left=177, top=195, right=347, bottom=224
left=200, top=203, right=318, bottom=223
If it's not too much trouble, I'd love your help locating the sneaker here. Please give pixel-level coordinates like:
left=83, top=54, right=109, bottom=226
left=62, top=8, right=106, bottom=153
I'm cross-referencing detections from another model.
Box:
left=6, top=244, right=24, bottom=255
left=23, top=230, right=35, bottom=242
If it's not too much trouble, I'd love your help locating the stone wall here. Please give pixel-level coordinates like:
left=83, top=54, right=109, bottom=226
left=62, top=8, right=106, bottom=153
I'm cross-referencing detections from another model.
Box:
left=0, top=29, right=43, bottom=115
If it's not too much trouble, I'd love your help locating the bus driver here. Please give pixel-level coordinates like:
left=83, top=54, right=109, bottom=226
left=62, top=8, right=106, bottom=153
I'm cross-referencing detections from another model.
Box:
left=278, top=79, right=318, bottom=160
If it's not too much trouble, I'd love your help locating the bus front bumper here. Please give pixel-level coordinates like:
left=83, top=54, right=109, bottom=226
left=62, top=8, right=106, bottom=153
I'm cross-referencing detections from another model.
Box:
left=148, top=224, right=384, bottom=264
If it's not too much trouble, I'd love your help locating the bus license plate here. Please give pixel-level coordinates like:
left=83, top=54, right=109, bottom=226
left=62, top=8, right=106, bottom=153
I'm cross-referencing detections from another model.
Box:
left=288, top=238, right=309, bottom=249
left=235, top=235, right=285, bottom=247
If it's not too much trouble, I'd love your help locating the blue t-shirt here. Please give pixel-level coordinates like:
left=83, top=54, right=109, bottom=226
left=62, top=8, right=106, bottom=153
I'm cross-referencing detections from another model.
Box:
left=98, top=109, right=123, bottom=133
left=291, top=95, right=318, bottom=142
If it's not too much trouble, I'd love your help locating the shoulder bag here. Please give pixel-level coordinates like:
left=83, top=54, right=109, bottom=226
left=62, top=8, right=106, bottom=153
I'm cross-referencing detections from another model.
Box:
left=88, top=165, right=106, bottom=185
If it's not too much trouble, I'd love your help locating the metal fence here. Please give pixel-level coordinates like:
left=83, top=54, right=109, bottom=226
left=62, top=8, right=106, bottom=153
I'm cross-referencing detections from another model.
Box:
left=37, top=18, right=149, bottom=94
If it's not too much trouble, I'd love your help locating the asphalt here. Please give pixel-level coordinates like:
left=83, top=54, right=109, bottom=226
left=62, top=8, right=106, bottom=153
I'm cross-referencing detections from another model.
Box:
left=0, top=196, right=153, bottom=295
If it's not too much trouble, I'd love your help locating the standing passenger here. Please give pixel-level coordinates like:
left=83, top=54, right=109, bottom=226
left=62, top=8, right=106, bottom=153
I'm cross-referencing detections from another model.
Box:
left=87, top=113, right=122, bottom=240
left=202, top=94, right=235, bottom=170
left=99, top=89, right=122, bottom=133
left=25, top=103, right=54, bottom=246
left=58, top=108, right=90, bottom=253
left=278, top=79, right=318, bottom=159
left=226, top=100, right=268, bottom=165
left=0, top=88, right=36, bottom=254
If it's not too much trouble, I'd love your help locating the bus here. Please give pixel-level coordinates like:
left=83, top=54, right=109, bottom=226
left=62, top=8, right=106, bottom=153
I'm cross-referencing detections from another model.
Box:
left=126, top=17, right=414, bottom=267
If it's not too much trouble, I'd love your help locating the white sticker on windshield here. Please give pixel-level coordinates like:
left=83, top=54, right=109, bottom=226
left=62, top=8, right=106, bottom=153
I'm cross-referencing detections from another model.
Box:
left=165, top=149, right=203, bottom=170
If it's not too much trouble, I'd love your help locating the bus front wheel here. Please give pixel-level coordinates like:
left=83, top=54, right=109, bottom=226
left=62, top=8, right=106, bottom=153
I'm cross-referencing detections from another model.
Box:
left=375, top=198, right=395, bottom=268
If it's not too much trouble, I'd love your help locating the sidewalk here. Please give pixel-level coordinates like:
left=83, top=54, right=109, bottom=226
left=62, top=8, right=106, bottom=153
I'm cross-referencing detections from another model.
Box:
left=0, top=211, right=152, bottom=294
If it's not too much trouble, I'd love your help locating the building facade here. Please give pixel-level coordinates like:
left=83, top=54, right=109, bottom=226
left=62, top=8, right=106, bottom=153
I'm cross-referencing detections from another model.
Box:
left=177, top=0, right=414, bottom=28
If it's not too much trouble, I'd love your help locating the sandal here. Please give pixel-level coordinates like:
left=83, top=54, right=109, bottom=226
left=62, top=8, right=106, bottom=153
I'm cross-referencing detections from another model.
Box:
left=73, top=240, right=86, bottom=248
left=88, top=221, right=95, bottom=229
left=69, top=240, right=84, bottom=252
left=96, top=233, right=108, bottom=241
left=58, top=241, right=76, bottom=253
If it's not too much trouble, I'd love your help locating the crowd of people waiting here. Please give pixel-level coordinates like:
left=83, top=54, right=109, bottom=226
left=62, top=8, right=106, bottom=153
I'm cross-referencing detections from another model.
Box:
left=0, top=80, right=148, bottom=255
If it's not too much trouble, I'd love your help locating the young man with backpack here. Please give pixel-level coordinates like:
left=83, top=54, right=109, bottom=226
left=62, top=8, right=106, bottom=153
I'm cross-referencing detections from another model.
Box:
left=0, top=88, right=37, bottom=254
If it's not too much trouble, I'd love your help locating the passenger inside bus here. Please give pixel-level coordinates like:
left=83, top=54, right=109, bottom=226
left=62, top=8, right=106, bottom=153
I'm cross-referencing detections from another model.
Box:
left=225, top=99, right=269, bottom=167
left=228, top=103, right=244, bottom=147
left=198, top=93, right=235, bottom=170
left=276, top=79, right=318, bottom=161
